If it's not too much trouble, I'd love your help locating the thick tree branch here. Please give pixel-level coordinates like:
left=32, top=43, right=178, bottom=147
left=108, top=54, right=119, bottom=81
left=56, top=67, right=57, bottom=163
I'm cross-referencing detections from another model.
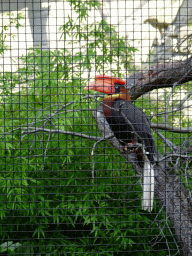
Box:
left=126, top=57, right=192, bottom=100
left=92, top=104, right=192, bottom=256
left=91, top=60, right=192, bottom=255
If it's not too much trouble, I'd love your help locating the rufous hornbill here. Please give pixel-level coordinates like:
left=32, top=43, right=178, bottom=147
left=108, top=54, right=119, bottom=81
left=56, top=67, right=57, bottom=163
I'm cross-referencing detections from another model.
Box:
left=84, top=74, right=156, bottom=212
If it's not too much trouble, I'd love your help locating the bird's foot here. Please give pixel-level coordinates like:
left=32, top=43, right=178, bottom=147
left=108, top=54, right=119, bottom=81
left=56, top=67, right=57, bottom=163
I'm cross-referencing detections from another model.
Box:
left=123, top=142, right=143, bottom=153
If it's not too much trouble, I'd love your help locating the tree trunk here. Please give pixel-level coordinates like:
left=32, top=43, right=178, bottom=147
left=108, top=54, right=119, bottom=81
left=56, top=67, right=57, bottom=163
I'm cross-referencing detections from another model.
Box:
left=92, top=57, right=192, bottom=255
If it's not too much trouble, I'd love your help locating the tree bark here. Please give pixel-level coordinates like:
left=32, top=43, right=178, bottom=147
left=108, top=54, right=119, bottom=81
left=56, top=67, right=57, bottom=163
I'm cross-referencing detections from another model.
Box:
left=92, top=57, right=192, bottom=255
left=126, top=56, right=192, bottom=100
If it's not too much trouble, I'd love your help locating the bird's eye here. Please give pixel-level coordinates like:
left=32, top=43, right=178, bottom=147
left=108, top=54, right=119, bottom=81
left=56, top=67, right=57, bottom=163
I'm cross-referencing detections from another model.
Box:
left=114, top=83, right=120, bottom=93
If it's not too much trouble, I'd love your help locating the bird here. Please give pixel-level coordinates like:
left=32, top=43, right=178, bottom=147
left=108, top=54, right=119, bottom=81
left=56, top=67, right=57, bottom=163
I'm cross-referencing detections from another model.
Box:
left=84, top=74, right=156, bottom=212
left=144, top=18, right=171, bottom=33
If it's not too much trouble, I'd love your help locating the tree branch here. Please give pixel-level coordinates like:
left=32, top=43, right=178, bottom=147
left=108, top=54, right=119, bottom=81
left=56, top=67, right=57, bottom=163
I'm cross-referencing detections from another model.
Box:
left=20, top=127, right=108, bottom=141
left=151, top=123, right=192, bottom=133
left=126, top=57, right=192, bottom=101
left=91, top=60, right=192, bottom=255
left=92, top=104, right=192, bottom=256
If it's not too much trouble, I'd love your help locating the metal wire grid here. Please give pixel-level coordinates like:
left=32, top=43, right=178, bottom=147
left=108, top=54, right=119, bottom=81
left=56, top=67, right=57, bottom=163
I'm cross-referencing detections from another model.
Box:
left=0, top=0, right=191, bottom=255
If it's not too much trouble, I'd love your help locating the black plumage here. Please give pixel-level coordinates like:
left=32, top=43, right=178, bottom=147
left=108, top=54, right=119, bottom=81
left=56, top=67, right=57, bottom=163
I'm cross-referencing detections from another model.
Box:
left=106, top=99, right=155, bottom=164
left=85, top=75, right=156, bottom=211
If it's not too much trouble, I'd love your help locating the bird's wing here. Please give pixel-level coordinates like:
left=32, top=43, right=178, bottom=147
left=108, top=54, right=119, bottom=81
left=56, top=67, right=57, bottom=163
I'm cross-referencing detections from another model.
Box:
left=112, top=100, right=156, bottom=162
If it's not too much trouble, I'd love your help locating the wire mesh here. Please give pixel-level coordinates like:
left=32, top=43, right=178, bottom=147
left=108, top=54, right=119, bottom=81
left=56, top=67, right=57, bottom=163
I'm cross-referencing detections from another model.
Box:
left=0, top=0, right=192, bottom=255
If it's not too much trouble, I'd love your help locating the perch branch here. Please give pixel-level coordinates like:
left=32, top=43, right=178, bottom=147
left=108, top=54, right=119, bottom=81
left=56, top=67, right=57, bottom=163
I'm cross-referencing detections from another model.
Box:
left=127, top=56, right=192, bottom=101
left=91, top=59, right=192, bottom=255
left=92, top=104, right=192, bottom=256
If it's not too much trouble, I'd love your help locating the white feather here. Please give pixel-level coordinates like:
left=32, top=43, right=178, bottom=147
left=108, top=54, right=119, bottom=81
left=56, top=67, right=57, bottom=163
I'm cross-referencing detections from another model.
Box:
left=142, top=150, right=155, bottom=212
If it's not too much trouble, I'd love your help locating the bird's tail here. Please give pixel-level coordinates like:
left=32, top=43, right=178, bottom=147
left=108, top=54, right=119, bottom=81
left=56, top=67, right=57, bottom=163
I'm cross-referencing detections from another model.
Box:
left=142, top=155, right=154, bottom=212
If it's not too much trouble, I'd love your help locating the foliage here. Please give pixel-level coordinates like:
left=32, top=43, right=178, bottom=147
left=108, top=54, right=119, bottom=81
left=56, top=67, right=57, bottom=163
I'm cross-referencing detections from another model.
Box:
left=0, top=12, right=24, bottom=95
left=0, top=1, right=185, bottom=255
left=0, top=12, right=24, bottom=56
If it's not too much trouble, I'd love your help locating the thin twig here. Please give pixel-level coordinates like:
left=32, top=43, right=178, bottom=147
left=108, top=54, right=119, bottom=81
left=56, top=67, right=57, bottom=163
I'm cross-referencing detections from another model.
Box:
left=151, top=221, right=171, bottom=256
left=151, top=102, right=192, bottom=119
left=166, top=65, right=192, bottom=111
left=176, top=92, right=192, bottom=109
left=91, top=135, right=114, bottom=183
left=164, top=66, right=192, bottom=136
left=151, top=123, right=192, bottom=133
left=159, top=153, right=191, bottom=162
left=154, top=129, right=177, bottom=152
left=41, top=132, right=51, bottom=171
left=2, top=126, right=104, bottom=141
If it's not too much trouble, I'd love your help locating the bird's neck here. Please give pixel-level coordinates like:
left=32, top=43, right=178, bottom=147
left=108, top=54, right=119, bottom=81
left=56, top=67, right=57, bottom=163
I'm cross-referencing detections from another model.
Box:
left=103, top=88, right=130, bottom=117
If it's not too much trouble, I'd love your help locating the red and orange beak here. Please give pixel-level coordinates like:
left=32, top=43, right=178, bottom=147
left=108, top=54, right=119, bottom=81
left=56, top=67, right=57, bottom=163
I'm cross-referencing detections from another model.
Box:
left=84, top=74, right=126, bottom=94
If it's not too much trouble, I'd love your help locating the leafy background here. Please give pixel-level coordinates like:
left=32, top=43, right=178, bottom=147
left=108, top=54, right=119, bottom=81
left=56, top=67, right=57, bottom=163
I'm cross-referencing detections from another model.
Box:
left=0, top=0, right=189, bottom=255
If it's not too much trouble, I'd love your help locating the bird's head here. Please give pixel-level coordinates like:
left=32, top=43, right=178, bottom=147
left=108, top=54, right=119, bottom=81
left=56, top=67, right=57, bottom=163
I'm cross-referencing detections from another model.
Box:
left=84, top=75, right=130, bottom=100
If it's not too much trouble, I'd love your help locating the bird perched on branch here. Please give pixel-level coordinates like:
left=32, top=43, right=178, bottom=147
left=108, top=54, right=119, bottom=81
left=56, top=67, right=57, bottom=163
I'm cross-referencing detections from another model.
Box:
left=84, top=75, right=156, bottom=212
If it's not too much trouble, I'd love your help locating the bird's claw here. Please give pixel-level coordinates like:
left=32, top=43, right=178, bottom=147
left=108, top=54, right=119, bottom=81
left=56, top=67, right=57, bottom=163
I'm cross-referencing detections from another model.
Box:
left=123, top=143, right=141, bottom=153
